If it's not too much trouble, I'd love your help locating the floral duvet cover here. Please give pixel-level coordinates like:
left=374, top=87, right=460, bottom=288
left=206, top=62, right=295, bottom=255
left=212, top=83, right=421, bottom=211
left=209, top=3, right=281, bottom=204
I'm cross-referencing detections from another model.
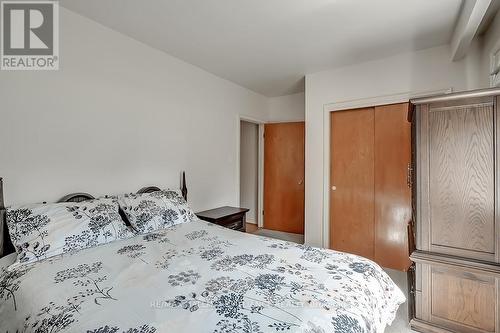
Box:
left=0, top=219, right=405, bottom=333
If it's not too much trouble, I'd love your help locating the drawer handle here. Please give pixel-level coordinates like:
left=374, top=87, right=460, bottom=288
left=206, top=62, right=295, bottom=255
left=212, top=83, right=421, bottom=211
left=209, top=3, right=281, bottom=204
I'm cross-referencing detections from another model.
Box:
left=226, top=221, right=241, bottom=229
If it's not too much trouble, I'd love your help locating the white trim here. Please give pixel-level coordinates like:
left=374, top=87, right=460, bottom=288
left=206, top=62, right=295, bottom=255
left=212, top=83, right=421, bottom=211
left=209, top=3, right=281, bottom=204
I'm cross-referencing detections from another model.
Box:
left=237, top=115, right=265, bottom=228
left=266, top=120, right=305, bottom=124
left=257, top=123, right=264, bottom=228
left=321, top=88, right=452, bottom=249
left=324, top=88, right=452, bottom=112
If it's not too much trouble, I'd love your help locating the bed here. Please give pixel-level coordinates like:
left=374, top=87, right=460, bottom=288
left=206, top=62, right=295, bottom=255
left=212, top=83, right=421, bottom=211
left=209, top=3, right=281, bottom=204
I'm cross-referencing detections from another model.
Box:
left=0, top=176, right=405, bottom=333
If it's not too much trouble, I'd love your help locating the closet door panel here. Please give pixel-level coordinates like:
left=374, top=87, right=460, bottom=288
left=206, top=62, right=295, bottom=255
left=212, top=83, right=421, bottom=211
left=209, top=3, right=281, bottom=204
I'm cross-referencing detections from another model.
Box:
left=330, top=108, right=375, bottom=260
left=374, top=103, right=412, bottom=271
left=427, top=103, right=495, bottom=261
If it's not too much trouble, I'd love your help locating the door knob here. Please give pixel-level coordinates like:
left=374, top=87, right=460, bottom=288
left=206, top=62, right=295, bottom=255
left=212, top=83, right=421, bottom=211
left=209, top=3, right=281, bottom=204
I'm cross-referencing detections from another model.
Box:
left=331, top=185, right=337, bottom=191
left=298, top=180, right=304, bottom=185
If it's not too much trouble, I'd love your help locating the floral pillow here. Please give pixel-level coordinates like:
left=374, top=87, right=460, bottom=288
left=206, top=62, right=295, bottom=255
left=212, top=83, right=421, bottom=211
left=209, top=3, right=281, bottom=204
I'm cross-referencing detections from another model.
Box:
left=117, top=190, right=196, bottom=234
left=6, top=198, right=134, bottom=265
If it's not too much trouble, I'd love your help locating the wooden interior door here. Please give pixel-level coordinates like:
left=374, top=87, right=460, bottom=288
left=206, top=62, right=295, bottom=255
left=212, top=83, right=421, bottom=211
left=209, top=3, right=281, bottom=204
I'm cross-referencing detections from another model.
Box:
left=374, top=103, right=412, bottom=271
left=264, top=122, right=305, bottom=234
left=330, top=108, right=375, bottom=260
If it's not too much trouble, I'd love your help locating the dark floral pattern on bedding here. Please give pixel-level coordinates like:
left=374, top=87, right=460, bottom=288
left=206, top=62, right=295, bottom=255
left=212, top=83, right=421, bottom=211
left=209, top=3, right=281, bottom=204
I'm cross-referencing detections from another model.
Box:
left=331, top=314, right=366, bottom=333
left=0, top=265, right=32, bottom=310
left=165, top=251, right=348, bottom=332
left=117, top=244, right=146, bottom=257
left=14, top=261, right=118, bottom=332
left=168, top=270, right=201, bottom=286
left=54, top=261, right=116, bottom=305
left=63, top=202, right=132, bottom=253
left=0, top=219, right=404, bottom=333
left=185, top=230, right=208, bottom=240
left=6, top=208, right=51, bottom=262
left=87, top=324, right=157, bottom=333
left=6, top=199, right=134, bottom=266
left=20, top=300, right=80, bottom=333
left=167, top=274, right=304, bottom=331
left=118, top=190, right=195, bottom=234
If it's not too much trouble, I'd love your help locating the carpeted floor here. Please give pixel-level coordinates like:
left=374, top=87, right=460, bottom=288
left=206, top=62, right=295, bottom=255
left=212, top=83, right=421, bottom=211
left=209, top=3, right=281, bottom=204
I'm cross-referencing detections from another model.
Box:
left=252, top=228, right=304, bottom=244
left=248, top=227, right=416, bottom=332
left=383, top=268, right=416, bottom=333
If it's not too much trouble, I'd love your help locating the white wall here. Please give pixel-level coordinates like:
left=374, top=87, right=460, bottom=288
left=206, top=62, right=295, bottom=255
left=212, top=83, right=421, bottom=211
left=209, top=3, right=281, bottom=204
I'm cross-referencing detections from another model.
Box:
left=0, top=8, right=269, bottom=211
left=239, top=121, right=259, bottom=223
left=268, top=92, right=305, bottom=122
left=305, top=44, right=486, bottom=247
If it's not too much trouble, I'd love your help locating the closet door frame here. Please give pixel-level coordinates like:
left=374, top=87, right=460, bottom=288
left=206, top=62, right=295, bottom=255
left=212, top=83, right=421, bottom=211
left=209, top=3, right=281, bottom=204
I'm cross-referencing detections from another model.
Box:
left=322, top=89, right=452, bottom=249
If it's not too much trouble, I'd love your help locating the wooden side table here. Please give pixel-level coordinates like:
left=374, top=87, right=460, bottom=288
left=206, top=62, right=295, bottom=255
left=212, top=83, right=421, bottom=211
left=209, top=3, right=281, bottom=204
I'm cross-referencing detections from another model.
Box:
left=196, top=206, right=249, bottom=232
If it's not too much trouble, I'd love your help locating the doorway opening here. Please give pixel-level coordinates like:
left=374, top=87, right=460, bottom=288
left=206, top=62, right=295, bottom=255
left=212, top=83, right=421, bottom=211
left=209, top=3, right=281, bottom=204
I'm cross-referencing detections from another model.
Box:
left=262, top=122, right=305, bottom=243
left=238, top=118, right=305, bottom=244
left=239, top=120, right=261, bottom=228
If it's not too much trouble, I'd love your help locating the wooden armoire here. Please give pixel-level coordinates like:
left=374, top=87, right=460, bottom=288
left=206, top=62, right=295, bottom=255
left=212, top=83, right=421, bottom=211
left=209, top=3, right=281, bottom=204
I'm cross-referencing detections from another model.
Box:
left=410, top=88, right=500, bottom=333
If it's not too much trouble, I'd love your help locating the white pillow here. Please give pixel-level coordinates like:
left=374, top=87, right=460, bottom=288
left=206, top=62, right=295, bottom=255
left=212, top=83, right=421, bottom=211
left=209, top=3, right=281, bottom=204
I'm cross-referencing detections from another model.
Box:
left=118, top=190, right=195, bottom=234
left=6, top=198, right=134, bottom=265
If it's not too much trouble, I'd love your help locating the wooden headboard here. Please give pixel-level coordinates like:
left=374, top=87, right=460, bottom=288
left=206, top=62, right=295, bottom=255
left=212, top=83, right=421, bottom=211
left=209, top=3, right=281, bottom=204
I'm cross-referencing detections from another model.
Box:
left=0, top=178, right=14, bottom=258
left=0, top=172, right=188, bottom=258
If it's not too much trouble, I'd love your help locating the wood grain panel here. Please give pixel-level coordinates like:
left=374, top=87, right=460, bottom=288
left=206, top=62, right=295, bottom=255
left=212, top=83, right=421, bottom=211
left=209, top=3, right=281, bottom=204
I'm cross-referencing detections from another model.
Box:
left=263, top=122, right=305, bottom=234
left=431, top=268, right=496, bottom=332
left=428, top=104, right=495, bottom=259
left=374, top=103, right=412, bottom=271
left=416, top=105, right=430, bottom=252
left=330, top=108, right=374, bottom=259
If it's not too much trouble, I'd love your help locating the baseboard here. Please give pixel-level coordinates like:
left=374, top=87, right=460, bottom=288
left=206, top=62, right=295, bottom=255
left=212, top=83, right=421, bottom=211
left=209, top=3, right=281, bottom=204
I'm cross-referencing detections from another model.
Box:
left=410, top=319, right=455, bottom=333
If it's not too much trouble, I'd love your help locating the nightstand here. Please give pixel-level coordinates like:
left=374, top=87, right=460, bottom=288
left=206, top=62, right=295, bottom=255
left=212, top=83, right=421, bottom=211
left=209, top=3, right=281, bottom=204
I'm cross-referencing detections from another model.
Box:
left=196, top=206, right=250, bottom=232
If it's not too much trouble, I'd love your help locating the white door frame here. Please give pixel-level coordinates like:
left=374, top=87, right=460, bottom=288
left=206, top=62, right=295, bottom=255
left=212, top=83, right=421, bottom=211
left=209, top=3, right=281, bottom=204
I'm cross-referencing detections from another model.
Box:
left=321, top=88, right=452, bottom=248
left=237, top=115, right=265, bottom=228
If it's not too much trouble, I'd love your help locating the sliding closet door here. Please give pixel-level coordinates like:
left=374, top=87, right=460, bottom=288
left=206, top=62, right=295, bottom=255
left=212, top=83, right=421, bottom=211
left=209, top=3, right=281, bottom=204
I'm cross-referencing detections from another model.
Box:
left=330, top=108, right=375, bottom=260
left=374, top=103, right=412, bottom=271
left=330, top=103, right=412, bottom=271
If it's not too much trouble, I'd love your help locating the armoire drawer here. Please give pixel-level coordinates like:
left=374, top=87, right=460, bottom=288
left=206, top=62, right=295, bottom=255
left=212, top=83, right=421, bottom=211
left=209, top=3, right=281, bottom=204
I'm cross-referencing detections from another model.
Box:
left=411, top=254, right=500, bottom=333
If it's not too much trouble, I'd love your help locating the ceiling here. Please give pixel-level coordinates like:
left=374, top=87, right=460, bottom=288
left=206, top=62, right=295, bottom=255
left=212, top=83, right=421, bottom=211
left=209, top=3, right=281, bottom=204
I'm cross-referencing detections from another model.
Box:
left=62, top=0, right=464, bottom=97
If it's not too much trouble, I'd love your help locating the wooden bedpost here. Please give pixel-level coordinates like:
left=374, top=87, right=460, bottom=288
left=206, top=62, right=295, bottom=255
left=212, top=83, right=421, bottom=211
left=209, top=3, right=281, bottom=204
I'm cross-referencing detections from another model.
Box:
left=0, top=177, right=14, bottom=257
left=0, top=178, right=5, bottom=257
left=0, top=178, right=4, bottom=210
left=181, top=171, right=188, bottom=201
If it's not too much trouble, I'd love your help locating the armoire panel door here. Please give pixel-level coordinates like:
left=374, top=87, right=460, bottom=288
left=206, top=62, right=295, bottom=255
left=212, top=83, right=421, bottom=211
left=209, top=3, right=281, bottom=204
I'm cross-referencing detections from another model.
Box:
left=420, top=101, right=496, bottom=261
left=330, top=108, right=375, bottom=260
left=374, top=103, right=412, bottom=271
